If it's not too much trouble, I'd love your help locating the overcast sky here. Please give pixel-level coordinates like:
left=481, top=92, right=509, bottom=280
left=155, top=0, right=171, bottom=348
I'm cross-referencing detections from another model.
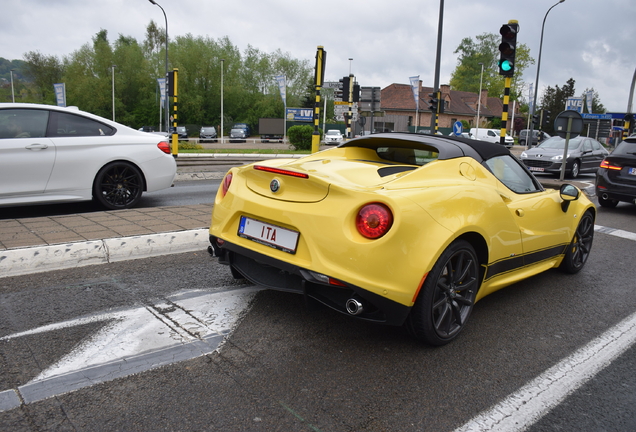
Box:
left=2, top=0, right=634, bottom=112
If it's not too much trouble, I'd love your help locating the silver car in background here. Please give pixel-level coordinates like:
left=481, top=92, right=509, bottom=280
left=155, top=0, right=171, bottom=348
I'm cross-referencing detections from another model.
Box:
left=519, top=136, right=609, bottom=179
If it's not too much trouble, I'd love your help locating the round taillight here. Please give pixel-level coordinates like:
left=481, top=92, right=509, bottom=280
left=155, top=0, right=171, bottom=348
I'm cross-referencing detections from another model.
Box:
left=157, top=141, right=171, bottom=154
left=221, top=173, right=233, bottom=197
left=356, top=203, right=393, bottom=239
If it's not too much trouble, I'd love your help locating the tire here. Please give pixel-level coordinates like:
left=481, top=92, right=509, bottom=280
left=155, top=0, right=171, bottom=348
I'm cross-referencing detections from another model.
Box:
left=519, top=139, right=526, bottom=146
left=569, top=160, right=581, bottom=179
left=597, top=194, right=619, bottom=208
left=406, top=240, right=480, bottom=346
left=560, top=210, right=594, bottom=274
left=93, top=161, right=144, bottom=210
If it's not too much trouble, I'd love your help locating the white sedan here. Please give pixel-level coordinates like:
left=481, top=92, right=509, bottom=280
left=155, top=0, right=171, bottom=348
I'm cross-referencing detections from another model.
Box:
left=0, top=103, right=177, bottom=210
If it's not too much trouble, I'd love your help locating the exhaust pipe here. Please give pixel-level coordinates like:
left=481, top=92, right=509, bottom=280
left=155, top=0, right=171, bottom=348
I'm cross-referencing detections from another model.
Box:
left=602, top=193, right=609, bottom=200
left=346, top=298, right=364, bottom=315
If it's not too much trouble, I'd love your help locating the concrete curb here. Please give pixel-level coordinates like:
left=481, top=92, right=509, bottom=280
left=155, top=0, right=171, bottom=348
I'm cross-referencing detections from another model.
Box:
left=1, top=229, right=209, bottom=279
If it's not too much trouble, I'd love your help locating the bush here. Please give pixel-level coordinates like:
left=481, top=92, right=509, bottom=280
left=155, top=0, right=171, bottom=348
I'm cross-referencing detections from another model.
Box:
left=178, top=141, right=203, bottom=150
left=287, top=125, right=316, bottom=151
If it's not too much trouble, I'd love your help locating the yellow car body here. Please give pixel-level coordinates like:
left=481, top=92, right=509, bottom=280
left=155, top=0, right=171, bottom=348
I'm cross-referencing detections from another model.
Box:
left=209, top=133, right=596, bottom=345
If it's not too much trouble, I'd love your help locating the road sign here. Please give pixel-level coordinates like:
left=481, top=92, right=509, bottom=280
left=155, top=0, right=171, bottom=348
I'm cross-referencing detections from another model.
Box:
left=554, top=110, right=584, bottom=139
left=453, top=121, right=463, bottom=136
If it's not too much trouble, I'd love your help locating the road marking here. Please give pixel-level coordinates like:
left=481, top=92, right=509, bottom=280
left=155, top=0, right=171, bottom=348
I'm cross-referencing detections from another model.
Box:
left=454, top=225, right=636, bottom=432
left=0, top=286, right=260, bottom=412
left=594, top=224, right=636, bottom=242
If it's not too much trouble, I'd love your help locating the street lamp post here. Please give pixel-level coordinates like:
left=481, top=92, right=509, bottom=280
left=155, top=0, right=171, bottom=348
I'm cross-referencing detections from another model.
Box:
left=111, top=65, right=116, bottom=121
left=528, top=0, right=565, bottom=149
left=148, top=0, right=169, bottom=133
left=10, top=69, right=15, bottom=103
left=221, top=59, right=224, bottom=144
left=475, top=62, right=484, bottom=138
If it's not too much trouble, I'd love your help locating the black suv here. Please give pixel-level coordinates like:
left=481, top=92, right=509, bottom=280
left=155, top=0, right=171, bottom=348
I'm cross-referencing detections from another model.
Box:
left=596, top=137, right=636, bottom=207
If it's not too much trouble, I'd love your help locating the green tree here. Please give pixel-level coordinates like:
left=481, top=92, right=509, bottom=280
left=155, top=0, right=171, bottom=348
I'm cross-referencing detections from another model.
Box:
left=22, top=51, right=64, bottom=103
left=449, top=32, right=534, bottom=102
left=539, top=78, right=576, bottom=134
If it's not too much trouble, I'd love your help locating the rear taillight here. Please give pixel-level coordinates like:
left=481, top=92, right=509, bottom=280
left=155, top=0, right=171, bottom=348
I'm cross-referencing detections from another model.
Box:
left=254, top=165, right=309, bottom=179
left=157, top=141, right=171, bottom=154
left=356, top=203, right=393, bottom=239
left=600, top=160, right=621, bottom=170
left=221, top=173, right=233, bottom=197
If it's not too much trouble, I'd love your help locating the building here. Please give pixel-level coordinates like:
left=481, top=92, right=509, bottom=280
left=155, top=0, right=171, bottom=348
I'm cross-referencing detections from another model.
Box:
left=365, top=82, right=521, bottom=135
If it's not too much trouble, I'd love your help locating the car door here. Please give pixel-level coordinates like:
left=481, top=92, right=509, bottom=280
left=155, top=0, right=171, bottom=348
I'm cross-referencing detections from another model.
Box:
left=579, top=139, right=596, bottom=172
left=589, top=139, right=608, bottom=172
left=0, top=108, right=55, bottom=198
left=485, top=155, right=572, bottom=268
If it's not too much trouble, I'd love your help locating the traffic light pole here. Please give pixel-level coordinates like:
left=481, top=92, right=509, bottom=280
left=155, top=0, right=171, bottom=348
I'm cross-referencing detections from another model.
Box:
left=312, top=46, right=326, bottom=154
left=430, top=0, right=444, bottom=134
left=500, top=76, right=511, bottom=146
left=169, top=68, right=179, bottom=157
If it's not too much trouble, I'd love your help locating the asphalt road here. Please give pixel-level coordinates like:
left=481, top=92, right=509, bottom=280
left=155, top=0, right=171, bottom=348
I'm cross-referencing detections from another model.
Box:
left=1, top=198, right=635, bottom=431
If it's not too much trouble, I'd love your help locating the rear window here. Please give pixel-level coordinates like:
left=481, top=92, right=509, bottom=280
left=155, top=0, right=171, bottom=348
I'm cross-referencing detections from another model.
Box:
left=377, top=146, right=439, bottom=166
left=613, top=140, right=636, bottom=155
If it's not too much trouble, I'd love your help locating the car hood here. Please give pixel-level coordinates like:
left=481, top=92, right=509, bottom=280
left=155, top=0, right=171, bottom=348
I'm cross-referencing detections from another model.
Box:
left=523, top=147, right=571, bottom=157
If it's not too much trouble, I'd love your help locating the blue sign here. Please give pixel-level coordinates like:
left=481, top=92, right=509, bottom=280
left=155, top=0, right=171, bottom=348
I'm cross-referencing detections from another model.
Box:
left=286, top=108, right=314, bottom=122
left=582, top=113, right=612, bottom=120
left=453, top=121, right=463, bottom=136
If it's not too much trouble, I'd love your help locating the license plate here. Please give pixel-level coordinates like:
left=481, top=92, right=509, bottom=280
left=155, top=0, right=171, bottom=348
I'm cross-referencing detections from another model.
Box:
left=629, top=167, right=636, bottom=176
left=529, top=167, right=544, bottom=172
left=238, top=216, right=299, bottom=254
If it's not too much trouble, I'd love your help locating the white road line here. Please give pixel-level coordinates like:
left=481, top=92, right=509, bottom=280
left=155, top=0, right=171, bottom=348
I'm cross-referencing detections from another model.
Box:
left=454, top=225, right=636, bottom=432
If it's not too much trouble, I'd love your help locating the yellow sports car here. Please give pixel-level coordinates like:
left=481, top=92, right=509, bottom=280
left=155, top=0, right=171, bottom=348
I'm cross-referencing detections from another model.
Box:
left=209, top=133, right=595, bottom=345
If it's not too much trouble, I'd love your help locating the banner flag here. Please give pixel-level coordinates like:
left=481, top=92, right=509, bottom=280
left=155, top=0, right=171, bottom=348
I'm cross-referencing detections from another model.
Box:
left=409, top=76, right=420, bottom=110
left=157, top=78, right=166, bottom=104
left=275, top=75, right=286, bottom=106
left=54, top=83, right=66, bottom=107
left=586, top=90, right=593, bottom=113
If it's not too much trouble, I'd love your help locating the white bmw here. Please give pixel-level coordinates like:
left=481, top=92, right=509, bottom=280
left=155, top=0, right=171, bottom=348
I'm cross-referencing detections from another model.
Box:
left=0, top=103, right=177, bottom=210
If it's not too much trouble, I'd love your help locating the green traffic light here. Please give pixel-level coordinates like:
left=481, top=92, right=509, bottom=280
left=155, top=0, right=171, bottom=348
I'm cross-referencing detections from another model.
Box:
left=500, top=59, right=513, bottom=72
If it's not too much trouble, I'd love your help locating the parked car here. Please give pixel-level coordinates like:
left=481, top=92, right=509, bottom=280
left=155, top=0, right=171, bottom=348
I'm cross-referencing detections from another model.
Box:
left=469, top=128, right=514, bottom=147
left=519, top=136, right=609, bottom=179
left=231, top=123, right=251, bottom=137
left=0, top=103, right=177, bottom=210
left=324, top=129, right=344, bottom=145
left=519, top=129, right=550, bottom=147
left=176, top=126, right=188, bottom=139
left=209, top=132, right=595, bottom=346
left=595, top=136, right=636, bottom=207
left=199, top=126, right=217, bottom=143
left=229, top=128, right=247, bottom=143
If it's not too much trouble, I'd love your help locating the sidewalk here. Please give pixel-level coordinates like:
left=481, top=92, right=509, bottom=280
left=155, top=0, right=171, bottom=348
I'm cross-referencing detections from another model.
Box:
left=0, top=149, right=595, bottom=278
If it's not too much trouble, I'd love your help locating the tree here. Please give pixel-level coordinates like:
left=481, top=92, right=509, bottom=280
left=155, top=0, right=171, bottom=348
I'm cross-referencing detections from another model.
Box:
left=22, top=51, right=64, bottom=103
left=449, top=32, right=534, bottom=102
left=540, top=78, right=576, bottom=133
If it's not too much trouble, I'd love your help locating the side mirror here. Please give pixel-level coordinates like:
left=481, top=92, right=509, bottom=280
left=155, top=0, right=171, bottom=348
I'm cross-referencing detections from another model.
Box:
left=559, top=184, right=580, bottom=212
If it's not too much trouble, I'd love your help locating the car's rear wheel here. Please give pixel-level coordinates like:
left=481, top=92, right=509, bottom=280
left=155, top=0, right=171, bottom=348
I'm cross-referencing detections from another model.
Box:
left=597, top=194, right=619, bottom=208
left=560, top=210, right=594, bottom=274
left=93, top=161, right=144, bottom=210
left=406, top=240, right=480, bottom=346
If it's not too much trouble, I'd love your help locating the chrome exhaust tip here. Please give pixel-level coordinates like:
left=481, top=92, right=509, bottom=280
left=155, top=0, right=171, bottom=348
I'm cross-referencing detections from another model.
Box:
left=602, top=193, right=609, bottom=200
left=346, top=298, right=364, bottom=316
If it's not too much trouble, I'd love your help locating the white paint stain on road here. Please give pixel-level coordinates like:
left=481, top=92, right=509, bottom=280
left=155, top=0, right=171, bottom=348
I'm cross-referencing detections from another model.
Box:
left=0, top=286, right=260, bottom=412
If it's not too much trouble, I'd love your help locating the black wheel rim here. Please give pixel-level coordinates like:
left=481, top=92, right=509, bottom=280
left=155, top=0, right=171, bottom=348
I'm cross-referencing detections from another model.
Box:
left=431, top=249, right=478, bottom=339
left=99, top=165, right=142, bottom=208
left=570, top=213, right=594, bottom=269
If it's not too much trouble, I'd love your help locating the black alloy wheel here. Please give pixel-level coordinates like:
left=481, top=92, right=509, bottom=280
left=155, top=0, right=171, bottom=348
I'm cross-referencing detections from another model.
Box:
left=93, top=162, right=144, bottom=210
left=560, top=210, right=595, bottom=274
left=406, top=240, right=480, bottom=346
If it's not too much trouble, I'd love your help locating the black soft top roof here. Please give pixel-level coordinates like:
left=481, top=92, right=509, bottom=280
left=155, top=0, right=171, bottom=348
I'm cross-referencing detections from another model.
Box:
left=340, top=132, right=511, bottom=163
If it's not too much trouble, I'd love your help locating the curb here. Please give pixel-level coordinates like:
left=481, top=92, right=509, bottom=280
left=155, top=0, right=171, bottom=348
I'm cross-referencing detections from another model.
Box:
left=1, top=229, right=209, bottom=279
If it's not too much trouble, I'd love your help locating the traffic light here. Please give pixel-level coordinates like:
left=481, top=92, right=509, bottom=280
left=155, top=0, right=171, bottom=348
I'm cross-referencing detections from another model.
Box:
left=498, top=21, right=519, bottom=76
left=428, top=92, right=439, bottom=112
left=532, top=113, right=540, bottom=127
left=541, top=110, right=551, bottom=126
left=340, top=76, right=350, bottom=102
left=352, top=83, right=360, bottom=102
